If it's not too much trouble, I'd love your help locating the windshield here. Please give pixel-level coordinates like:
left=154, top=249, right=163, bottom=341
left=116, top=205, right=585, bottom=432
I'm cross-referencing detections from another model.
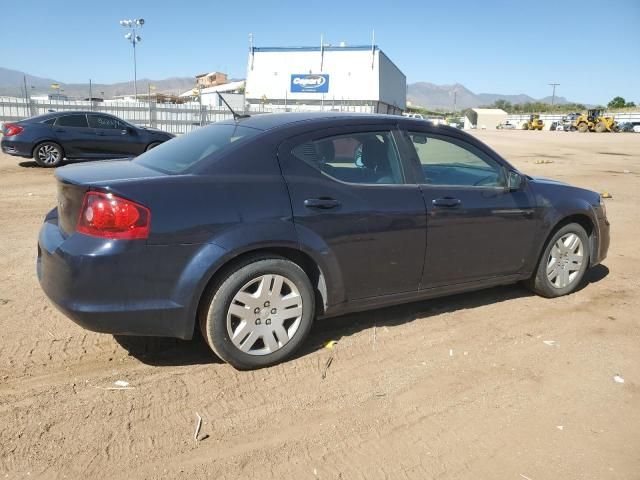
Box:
left=134, top=123, right=262, bottom=174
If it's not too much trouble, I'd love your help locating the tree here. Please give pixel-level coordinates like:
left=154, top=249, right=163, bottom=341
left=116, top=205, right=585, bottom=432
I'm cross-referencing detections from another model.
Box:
left=491, top=99, right=513, bottom=112
left=607, top=96, right=626, bottom=109
left=625, top=101, right=636, bottom=108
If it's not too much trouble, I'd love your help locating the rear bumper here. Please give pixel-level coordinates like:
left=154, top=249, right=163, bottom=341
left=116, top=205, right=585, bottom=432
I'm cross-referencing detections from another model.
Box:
left=37, top=217, right=225, bottom=339
left=1, top=138, right=33, bottom=158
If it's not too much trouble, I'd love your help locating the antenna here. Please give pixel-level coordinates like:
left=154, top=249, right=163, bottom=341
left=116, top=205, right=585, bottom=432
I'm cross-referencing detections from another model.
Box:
left=371, top=29, right=375, bottom=69
left=320, top=33, right=324, bottom=71
left=217, top=91, right=250, bottom=120
left=249, top=33, right=255, bottom=70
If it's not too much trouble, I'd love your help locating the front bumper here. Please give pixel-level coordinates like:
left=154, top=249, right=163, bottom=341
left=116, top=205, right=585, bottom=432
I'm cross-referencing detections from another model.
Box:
left=37, top=216, right=221, bottom=339
left=592, top=214, right=610, bottom=266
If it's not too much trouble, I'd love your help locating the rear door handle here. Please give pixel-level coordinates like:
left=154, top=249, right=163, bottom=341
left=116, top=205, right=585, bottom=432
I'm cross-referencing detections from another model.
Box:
left=432, top=197, right=461, bottom=207
left=304, top=198, right=341, bottom=209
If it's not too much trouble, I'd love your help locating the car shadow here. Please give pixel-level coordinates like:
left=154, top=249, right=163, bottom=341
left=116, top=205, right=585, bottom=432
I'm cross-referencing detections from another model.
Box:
left=115, top=265, right=610, bottom=368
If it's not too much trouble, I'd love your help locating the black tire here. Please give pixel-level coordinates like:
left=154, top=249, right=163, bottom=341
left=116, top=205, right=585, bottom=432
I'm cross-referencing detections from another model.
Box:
left=577, top=122, right=589, bottom=133
left=522, top=123, right=529, bottom=130
left=526, top=223, right=590, bottom=298
left=33, top=142, right=64, bottom=168
left=145, top=141, right=162, bottom=151
left=199, top=256, right=315, bottom=370
left=594, top=122, right=606, bottom=133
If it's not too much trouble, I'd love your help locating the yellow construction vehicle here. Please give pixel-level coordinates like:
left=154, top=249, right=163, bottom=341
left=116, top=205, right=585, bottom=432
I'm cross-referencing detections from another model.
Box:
left=521, top=114, right=544, bottom=130
left=573, top=109, right=617, bottom=132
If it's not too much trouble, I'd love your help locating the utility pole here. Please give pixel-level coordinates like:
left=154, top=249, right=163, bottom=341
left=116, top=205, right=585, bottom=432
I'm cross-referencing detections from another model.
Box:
left=453, top=90, right=458, bottom=114
left=549, top=83, right=560, bottom=107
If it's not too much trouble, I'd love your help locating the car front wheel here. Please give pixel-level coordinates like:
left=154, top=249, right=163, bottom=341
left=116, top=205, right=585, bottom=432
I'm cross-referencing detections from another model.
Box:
left=200, top=257, right=315, bottom=369
left=527, top=223, right=590, bottom=298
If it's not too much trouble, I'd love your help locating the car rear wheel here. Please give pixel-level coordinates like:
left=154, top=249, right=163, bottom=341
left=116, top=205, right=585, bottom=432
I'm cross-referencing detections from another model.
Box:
left=33, top=142, right=64, bottom=167
left=200, top=257, right=315, bottom=369
left=526, top=223, right=590, bottom=298
left=146, top=141, right=162, bottom=151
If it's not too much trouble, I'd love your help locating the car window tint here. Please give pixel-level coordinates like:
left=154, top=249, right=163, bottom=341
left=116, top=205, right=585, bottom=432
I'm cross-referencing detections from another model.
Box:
left=134, top=124, right=261, bottom=174
left=408, top=133, right=504, bottom=187
left=55, top=114, right=89, bottom=128
left=292, top=131, right=404, bottom=185
left=42, top=118, right=56, bottom=125
left=88, top=115, right=123, bottom=129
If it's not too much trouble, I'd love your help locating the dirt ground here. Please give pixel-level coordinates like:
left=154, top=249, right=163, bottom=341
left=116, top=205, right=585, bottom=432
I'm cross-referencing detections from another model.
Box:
left=0, top=130, right=639, bottom=480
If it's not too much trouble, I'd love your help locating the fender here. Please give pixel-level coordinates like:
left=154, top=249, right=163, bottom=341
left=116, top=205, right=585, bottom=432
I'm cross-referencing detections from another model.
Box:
left=174, top=220, right=345, bottom=339
left=529, top=193, right=600, bottom=271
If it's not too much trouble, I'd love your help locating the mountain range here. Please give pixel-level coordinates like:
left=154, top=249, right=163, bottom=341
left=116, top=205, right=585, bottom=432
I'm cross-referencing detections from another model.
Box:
left=0, top=67, right=194, bottom=98
left=407, top=82, right=572, bottom=110
left=1, top=67, right=577, bottom=108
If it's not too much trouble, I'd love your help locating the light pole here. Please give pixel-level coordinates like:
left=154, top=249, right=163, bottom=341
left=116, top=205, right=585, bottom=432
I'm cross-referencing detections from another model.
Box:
left=119, top=18, right=144, bottom=101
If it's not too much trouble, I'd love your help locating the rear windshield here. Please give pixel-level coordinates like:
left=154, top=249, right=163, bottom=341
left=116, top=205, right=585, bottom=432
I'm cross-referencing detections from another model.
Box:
left=134, top=124, right=262, bottom=174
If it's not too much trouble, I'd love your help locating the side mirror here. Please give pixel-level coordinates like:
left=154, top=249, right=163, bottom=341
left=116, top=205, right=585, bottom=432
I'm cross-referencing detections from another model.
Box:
left=507, top=171, right=523, bottom=191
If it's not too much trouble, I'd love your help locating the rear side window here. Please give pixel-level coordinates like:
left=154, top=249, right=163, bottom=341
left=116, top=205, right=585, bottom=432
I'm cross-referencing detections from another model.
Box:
left=55, top=115, right=89, bottom=128
left=134, top=124, right=261, bottom=174
left=42, top=118, right=56, bottom=125
left=291, top=131, right=404, bottom=185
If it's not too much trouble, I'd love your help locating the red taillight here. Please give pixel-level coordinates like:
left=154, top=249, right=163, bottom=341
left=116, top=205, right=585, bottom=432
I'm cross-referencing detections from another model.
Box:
left=3, top=123, right=24, bottom=136
left=76, top=191, right=150, bottom=240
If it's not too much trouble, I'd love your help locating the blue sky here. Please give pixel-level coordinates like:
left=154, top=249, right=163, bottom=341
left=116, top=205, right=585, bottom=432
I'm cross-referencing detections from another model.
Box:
left=2, top=0, right=638, bottom=104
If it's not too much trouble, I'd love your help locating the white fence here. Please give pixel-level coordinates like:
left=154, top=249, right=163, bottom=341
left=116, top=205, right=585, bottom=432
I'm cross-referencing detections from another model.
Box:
left=0, top=97, right=236, bottom=134
left=0, top=96, right=388, bottom=134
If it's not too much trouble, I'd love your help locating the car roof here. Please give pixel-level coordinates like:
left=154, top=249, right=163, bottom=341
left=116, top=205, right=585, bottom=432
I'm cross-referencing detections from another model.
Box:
left=216, top=112, right=429, bottom=131
left=22, top=111, right=118, bottom=122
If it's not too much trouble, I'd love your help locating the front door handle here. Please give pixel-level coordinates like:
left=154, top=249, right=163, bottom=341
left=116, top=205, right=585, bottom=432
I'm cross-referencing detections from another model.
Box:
left=432, top=197, right=461, bottom=207
left=304, top=198, right=341, bottom=209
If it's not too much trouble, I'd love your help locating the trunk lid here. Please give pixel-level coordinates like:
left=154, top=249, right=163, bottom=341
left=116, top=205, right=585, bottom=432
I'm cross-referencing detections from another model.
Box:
left=55, top=159, right=167, bottom=236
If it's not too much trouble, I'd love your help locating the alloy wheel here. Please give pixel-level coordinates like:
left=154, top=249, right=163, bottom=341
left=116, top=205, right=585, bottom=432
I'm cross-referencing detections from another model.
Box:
left=38, top=145, right=61, bottom=165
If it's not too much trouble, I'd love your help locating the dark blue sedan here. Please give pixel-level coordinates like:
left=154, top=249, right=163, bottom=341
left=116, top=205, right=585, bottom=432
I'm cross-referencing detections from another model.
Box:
left=37, top=113, right=610, bottom=369
left=1, top=111, right=174, bottom=167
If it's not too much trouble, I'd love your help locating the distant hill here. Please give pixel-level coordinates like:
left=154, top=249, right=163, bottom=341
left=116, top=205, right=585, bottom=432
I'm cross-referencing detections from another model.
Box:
left=408, top=82, right=572, bottom=110
left=2, top=66, right=578, bottom=107
left=0, top=67, right=195, bottom=98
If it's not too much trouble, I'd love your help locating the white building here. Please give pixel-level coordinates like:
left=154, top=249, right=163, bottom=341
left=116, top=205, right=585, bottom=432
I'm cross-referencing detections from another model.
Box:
left=464, top=108, right=508, bottom=130
left=179, top=80, right=245, bottom=110
left=244, top=45, right=406, bottom=115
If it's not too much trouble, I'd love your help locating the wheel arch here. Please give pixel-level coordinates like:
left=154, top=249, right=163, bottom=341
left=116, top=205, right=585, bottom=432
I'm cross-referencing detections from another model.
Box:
left=191, top=246, right=329, bottom=339
left=534, top=212, right=597, bottom=272
left=32, top=139, right=65, bottom=158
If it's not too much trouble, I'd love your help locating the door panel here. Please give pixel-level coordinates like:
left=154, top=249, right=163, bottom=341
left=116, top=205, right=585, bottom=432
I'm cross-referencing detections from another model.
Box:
left=53, top=114, right=96, bottom=157
left=402, top=131, right=539, bottom=288
left=88, top=115, right=144, bottom=157
left=278, top=126, right=427, bottom=301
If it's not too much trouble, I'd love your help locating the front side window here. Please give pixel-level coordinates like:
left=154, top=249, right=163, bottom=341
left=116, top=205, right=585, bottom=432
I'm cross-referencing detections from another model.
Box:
left=55, top=114, right=89, bottom=128
left=407, top=132, right=505, bottom=187
left=88, top=115, right=124, bottom=129
left=292, top=131, right=404, bottom=185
